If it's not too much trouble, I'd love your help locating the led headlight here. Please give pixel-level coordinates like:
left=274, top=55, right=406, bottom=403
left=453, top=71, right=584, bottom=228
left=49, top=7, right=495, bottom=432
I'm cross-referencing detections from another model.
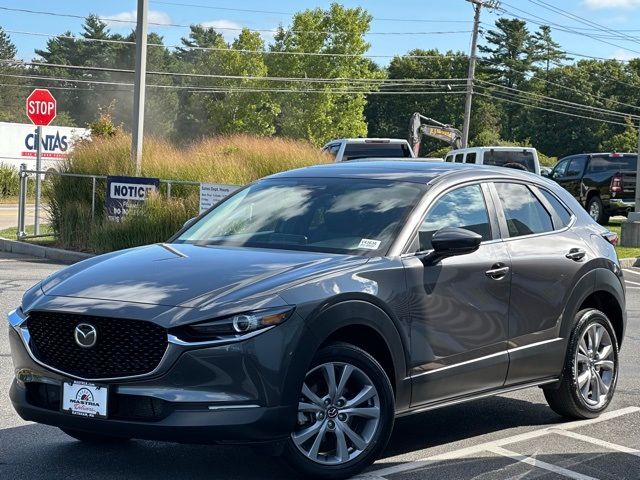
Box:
left=175, top=307, right=294, bottom=342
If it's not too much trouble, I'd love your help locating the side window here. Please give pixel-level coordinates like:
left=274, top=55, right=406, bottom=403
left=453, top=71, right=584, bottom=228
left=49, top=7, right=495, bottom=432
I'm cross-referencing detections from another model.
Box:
left=539, top=188, right=573, bottom=228
left=466, top=152, right=477, bottom=164
left=454, top=153, right=464, bottom=163
left=566, top=156, right=586, bottom=177
left=445, top=155, right=453, bottom=162
left=417, top=184, right=491, bottom=251
left=495, top=183, right=553, bottom=238
left=552, top=159, right=570, bottom=179
left=323, top=144, right=340, bottom=158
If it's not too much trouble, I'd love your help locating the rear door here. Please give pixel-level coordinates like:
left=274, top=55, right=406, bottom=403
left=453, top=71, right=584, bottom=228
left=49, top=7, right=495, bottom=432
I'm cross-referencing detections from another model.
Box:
left=489, top=181, right=586, bottom=384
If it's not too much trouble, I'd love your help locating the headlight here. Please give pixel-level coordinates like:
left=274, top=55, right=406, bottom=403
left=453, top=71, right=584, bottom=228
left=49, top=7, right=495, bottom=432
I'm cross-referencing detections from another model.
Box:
left=172, top=307, right=294, bottom=342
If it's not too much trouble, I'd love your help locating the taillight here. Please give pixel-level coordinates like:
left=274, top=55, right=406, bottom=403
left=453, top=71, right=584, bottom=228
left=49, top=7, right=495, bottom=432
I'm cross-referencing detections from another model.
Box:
left=611, top=175, right=623, bottom=194
left=602, top=231, right=619, bottom=246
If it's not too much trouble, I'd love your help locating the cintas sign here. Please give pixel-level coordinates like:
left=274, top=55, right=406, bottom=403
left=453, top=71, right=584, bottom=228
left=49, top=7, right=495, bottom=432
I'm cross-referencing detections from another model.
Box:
left=26, top=89, right=57, bottom=126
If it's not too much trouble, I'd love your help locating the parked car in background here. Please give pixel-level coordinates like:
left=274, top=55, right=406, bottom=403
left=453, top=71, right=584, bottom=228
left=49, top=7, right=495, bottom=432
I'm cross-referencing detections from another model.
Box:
left=548, top=152, right=636, bottom=224
left=9, top=161, right=625, bottom=479
left=322, top=138, right=415, bottom=162
left=444, top=146, right=541, bottom=175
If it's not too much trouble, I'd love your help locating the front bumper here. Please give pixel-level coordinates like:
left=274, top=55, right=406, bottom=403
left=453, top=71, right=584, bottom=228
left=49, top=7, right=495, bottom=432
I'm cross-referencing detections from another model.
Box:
left=7, top=307, right=310, bottom=444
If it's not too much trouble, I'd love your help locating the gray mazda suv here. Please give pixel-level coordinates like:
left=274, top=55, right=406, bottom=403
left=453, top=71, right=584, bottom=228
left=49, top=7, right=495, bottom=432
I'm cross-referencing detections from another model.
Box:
left=8, top=161, right=626, bottom=479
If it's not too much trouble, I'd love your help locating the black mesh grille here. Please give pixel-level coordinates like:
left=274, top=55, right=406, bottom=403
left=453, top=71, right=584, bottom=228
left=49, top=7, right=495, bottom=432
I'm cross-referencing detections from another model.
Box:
left=27, top=311, right=168, bottom=379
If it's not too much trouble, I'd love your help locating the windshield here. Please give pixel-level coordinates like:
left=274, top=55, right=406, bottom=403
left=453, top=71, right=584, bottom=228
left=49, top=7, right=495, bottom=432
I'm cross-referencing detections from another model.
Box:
left=483, top=150, right=536, bottom=172
left=176, top=178, right=424, bottom=255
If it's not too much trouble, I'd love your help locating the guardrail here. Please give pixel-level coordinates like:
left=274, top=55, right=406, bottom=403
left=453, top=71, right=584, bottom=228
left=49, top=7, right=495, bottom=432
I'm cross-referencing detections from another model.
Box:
left=16, top=164, right=200, bottom=241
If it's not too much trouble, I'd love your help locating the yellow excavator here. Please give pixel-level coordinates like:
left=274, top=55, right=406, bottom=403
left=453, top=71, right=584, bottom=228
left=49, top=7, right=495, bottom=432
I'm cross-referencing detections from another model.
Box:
left=409, top=112, right=463, bottom=156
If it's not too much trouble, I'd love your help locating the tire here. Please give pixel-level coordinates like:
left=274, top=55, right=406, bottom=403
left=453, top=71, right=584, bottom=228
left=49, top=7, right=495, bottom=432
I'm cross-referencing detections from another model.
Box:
left=544, top=309, right=619, bottom=419
left=282, top=342, right=395, bottom=480
left=60, top=427, right=130, bottom=444
left=586, top=196, right=608, bottom=225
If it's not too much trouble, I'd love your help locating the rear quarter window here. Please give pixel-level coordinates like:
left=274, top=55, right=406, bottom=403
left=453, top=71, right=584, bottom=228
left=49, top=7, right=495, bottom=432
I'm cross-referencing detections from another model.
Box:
left=539, top=188, right=573, bottom=228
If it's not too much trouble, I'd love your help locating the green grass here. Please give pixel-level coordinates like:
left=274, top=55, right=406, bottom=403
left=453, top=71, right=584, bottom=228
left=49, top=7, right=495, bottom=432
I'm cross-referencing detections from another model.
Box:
left=0, top=224, right=57, bottom=246
left=607, top=218, right=640, bottom=259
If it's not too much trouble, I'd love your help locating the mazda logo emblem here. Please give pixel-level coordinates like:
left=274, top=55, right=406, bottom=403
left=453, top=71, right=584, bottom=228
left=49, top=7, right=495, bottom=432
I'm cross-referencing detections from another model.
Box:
left=74, top=323, right=97, bottom=348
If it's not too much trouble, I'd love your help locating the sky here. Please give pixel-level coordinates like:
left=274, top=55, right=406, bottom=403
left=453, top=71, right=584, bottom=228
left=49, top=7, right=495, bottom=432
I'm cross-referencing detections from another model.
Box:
left=2, top=0, right=640, bottom=64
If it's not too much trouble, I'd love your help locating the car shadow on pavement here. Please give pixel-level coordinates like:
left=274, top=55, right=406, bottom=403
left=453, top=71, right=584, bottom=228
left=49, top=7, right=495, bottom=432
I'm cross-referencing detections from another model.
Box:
left=0, top=395, right=609, bottom=480
left=380, top=394, right=560, bottom=459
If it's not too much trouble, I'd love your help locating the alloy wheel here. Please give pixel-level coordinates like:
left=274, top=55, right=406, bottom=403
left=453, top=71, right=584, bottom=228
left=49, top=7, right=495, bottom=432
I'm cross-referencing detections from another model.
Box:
left=589, top=202, right=600, bottom=221
left=575, top=323, right=616, bottom=408
left=291, top=362, right=381, bottom=465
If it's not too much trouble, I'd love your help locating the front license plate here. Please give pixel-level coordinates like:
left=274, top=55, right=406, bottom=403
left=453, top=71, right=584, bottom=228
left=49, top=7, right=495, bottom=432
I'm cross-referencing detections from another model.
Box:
left=62, top=381, right=108, bottom=418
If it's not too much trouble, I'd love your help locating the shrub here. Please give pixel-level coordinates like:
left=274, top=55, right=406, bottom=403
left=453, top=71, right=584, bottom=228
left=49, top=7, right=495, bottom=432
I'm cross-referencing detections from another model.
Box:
left=0, top=163, right=19, bottom=198
left=47, top=134, right=330, bottom=252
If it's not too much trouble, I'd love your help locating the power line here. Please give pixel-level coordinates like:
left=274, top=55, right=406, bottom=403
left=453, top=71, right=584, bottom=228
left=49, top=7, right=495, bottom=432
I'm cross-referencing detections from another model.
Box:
left=499, top=2, right=640, bottom=57
left=0, top=5, right=471, bottom=37
left=477, top=57, right=640, bottom=112
left=149, top=1, right=473, bottom=24
left=476, top=79, right=640, bottom=120
left=0, top=58, right=468, bottom=85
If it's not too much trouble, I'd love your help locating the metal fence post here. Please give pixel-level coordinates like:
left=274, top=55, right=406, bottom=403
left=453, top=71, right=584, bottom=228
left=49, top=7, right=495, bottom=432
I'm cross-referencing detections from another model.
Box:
left=17, top=163, right=28, bottom=240
left=91, top=176, right=96, bottom=219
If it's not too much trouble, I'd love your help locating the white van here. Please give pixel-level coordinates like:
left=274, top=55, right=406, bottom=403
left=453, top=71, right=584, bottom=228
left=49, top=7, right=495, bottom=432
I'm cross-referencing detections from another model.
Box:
left=444, top=147, right=541, bottom=175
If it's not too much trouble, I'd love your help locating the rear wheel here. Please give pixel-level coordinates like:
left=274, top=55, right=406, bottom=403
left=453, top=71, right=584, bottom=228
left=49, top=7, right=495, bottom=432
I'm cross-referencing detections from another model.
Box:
left=282, top=342, right=394, bottom=480
left=586, top=196, right=609, bottom=224
left=544, top=309, right=619, bottom=419
left=60, top=428, right=130, bottom=444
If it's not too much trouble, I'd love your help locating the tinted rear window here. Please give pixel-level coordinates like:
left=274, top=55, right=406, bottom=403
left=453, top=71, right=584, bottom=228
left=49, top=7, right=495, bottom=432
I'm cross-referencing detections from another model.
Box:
left=587, top=154, right=637, bottom=173
left=343, top=143, right=411, bottom=160
left=539, top=188, right=572, bottom=227
left=484, top=150, right=535, bottom=172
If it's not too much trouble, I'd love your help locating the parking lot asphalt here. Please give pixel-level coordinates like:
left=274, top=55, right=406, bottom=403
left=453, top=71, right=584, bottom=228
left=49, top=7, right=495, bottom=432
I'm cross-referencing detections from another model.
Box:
left=0, top=251, right=638, bottom=480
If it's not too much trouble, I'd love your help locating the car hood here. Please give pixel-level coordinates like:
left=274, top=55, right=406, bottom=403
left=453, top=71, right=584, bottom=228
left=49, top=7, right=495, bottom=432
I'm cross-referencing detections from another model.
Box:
left=40, top=243, right=368, bottom=308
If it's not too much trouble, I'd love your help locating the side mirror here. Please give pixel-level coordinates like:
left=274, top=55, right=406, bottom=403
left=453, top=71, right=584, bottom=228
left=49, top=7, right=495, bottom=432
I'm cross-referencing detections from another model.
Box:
left=420, top=227, right=482, bottom=265
left=182, top=217, right=197, bottom=230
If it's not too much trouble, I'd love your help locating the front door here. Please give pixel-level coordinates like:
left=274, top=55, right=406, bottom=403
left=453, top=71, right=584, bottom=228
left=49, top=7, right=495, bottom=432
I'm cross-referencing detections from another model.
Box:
left=403, top=183, right=511, bottom=406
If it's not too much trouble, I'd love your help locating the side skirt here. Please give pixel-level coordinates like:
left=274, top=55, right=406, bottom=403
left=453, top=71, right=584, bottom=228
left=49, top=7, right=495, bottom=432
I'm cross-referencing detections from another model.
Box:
left=395, top=377, right=559, bottom=418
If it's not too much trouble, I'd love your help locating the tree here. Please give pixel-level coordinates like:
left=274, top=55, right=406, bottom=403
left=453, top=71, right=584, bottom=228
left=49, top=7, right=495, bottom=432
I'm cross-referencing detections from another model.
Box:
left=479, top=18, right=537, bottom=139
left=173, top=25, right=228, bottom=141
left=0, top=27, right=27, bottom=122
left=269, top=3, right=381, bottom=145
left=205, top=29, right=279, bottom=136
left=600, top=116, right=638, bottom=152
left=531, top=26, right=570, bottom=78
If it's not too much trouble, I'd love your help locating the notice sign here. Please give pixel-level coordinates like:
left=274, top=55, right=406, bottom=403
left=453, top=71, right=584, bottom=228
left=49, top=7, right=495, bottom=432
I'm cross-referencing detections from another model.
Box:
left=106, top=175, right=160, bottom=221
left=199, top=183, right=239, bottom=214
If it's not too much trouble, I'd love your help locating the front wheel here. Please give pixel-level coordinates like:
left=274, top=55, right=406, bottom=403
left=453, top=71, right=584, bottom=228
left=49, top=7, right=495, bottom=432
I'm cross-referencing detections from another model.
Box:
left=282, top=342, right=395, bottom=480
left=544, top=309, right=619, bottom=419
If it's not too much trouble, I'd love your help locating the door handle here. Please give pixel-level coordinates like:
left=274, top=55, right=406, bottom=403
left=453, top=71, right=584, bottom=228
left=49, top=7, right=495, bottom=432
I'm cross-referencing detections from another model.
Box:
left=566, top=248, right=586, bottom=262
left=485, top=263, right=509, bottom=279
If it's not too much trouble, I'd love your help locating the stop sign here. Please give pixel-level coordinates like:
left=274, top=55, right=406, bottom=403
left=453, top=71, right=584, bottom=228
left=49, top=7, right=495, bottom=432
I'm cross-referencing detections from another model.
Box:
left=26, top=89, right=57, bottom=126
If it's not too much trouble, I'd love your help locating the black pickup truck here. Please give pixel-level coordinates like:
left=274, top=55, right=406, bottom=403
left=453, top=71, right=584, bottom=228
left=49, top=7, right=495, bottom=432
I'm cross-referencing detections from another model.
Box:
left=548, top=152, right=636, bottom=224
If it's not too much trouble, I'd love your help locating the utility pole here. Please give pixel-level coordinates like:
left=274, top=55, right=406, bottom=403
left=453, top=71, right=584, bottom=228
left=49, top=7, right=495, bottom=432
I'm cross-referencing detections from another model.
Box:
left=131, top=0, right=148, bottom=176
left=462, top=0, right=500, bottom=148
left=620, top=119, right=640, bottom=246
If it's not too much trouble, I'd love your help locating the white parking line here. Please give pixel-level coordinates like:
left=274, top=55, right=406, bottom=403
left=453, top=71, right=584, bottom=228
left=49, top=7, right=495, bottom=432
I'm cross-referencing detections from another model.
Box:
left=486, top=445, right=599, bottom=480
left=624, top=280, right=640, bottom=286
left=623, top=269, right=640, bottom=277
left=356, top=406, right=640, bottom=479
left=552, top=429, right=640, bottom=458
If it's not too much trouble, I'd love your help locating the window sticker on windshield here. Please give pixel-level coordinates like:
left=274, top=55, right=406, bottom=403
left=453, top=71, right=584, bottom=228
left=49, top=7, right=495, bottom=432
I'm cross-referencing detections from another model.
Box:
left=358, top=238, right=381, bottom=250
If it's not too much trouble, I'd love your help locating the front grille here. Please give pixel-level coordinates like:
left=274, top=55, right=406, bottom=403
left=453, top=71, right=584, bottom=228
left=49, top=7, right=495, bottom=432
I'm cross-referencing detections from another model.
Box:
left=27, top=311, right=168, bottom=379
